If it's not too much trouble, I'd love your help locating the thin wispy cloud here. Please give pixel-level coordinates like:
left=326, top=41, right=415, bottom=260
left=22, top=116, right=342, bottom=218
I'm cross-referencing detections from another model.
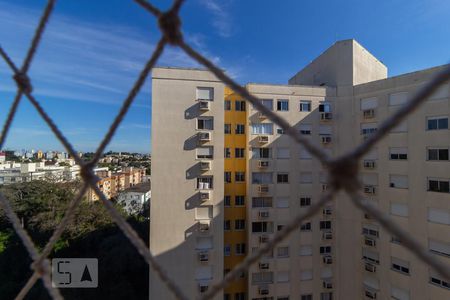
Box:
left=198, top=0, right=234, bottom=38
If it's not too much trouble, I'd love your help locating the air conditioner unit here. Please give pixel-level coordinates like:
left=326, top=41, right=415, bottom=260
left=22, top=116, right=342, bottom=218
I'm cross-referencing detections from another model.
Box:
left=363, top=109, right=375, bottom=119
left=323, top=280, right=333, bottom=289
left=199, top=283, right=209, bottom=293
left=258, top=286, right=269, bottom=295
left=259, top=262, right=269, bottom=270
left=199, top=100, right=210, bottom=111
left=364, top=185, right=376, bottom=195
left=199, top=220, right=210, bottom=232
left=258, top=112, right=266, bottom=119
left=198, top=131, right=211, bottom=143
left=365, top=289, right=377, bottom=299
left=258, top=135, right=269, bottom=143
left=199, top=191, right=210, bottom=201
left=363, top=160, right=376, bottom=169
left=365, top=262, right=376, bottom=273
left=258, top=160, right=269, bottom=168
left=320, top=112, right=333, bottom=120
left=258, top=184, right=269, bottom=193
left=198, top=251, right=209, bottom=262
left=323, top=255, right=333, bottom=264
left=259, top=235, right=269, bottom=243
left=323, top=207, right=332, bottom=215
left=323, top=231, right=333, bottom=240
left=259, top=211, right=270, bottom=218
left=364, top=237, right=376, bottom=247
left=200, top=161, right=211, bottom=171
left=321, top=136, right=332, bottom=144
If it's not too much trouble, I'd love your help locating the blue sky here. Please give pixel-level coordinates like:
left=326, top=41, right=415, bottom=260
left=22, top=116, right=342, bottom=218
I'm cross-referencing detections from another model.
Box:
left=0, top=0, right=449, bottom=153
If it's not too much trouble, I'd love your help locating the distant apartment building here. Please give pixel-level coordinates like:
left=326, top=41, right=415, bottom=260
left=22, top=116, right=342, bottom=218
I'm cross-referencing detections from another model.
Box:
left=150, top=40, right=450, bottom=300
left=86, top=167, right=145, bottom=201
left=0, top=152, right=5, bottom=163
left=117, top=181, right=151, bottom=215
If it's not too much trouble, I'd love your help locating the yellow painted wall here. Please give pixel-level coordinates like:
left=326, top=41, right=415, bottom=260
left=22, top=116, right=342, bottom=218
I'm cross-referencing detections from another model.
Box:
left=223, top=87, right=248, bottom=298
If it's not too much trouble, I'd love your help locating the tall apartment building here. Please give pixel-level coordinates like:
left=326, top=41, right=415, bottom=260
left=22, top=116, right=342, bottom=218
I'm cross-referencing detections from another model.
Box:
left=150, top=39, right=450, bottom=300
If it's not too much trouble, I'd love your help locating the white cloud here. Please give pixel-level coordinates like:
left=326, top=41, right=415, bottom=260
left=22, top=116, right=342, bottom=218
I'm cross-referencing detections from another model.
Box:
left=198, top=0, right=233, bottom=38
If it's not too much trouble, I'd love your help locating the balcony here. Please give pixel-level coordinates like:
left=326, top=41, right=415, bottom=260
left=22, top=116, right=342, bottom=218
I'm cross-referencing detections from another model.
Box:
left=257, top=112, right=266, bottom=120
left=363, top=160, right=376, bottom=169
left=257, top=160, right=269, bottom=169
left=257, top=184, right=269, bottom=194
left=320, top=112, right=333, bottom=121
left=258, top=210, right=270, bottom=219
left=323, top=255, right=333, bottom=264
left=322, top=231, right=333, bottom=240
left=199, top=191, right=210, bottom=201
left=363, top=109, right=375, bottom=119
left=200, top=161, right=211, bottom=171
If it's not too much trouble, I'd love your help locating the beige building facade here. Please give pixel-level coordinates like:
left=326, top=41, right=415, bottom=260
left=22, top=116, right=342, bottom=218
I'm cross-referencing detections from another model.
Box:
left=150, top=40, right=450, bottom=300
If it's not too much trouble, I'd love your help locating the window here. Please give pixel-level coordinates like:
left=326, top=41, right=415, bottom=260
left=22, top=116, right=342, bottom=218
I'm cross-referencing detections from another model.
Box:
left=224, top=148, right=231, bottom=158
left=300, top=197, right=311, bottom=207
left=300, top=222, right=311, bottom=231
left=392, top=121, right=408, bottom=133
left=235, top=195, right=245, bottom=206
left=360, top=97, right=378, bottom=110
left=301, top=295, right=312, bottom=300
left=428, top=148, right=449, bottom=161
left=430, top=274, right=450, bottom=290
left=277, top=173, right=289, bottom=183
left=300, top=172, right=313, bottom=183
left=224, top=100, right=231, bottom=110
left=258, top=99, right=273, bottom=111
left=320, top=221, right=332, bottom=230
left=252, top=197, right=272, bottom=208
left=235, top=124, right=245, bottom=134
left=235, top=148, right=245, bottom=158
left=277, top=99, right=289, bottom=111
left=429, top=84, right=449, bottom=101
left=389, top=92, right=408, bottom=106
left=389, top=174, right=408, bottom=189
left=362, top=224, right=379, bottom=238
left=235, top=100, right=246, bottom=111
left=429, top=239, right=450, bottom=257
left=235, top=172, right=245, bottom=182
left=319, top=102, right=331, bottom=112
left=252, top=123, right=273, bottom=134
left=224, top=124, right=231, bottom=134
left=299, top=245, right=313, bottom=256
left=390, top=147, right=408, bottom=160
left=277, top=297, right=289, bottom=300
left=197, top=117, right=214, bottom=130
left=196, top=87, right=213, bottom=100
left=276, top=128, right=285, bottom=134
left=197, top=177, right=213, bottom=189
left=391, top=286, right=410, bottom=300
left=428, top=178, right=450, bottom=193
left=234, top=293, right=246, bottom=300
left=252, top=148, right=271, bottom=159
left=277, top=224, right=285, bottom=231
left=299, top=124, right=312, bottom=135
left=277, top=148, right=290, bottom=159
left=390, top=202, right=409, bottom=217
left=224, top=244, right=231, bottom=256
left=252, top=172, right=273, bottom=184
left=391, top=257, right=410, bottom=275
left=320, top=292, right=333, bottom=300
left=224, top=293, right=230, bottom=300
left=235, top=243, right=246, bottom=255
left=276, top=197, right=289, bottom=208
left=427, top=116, right=448, bottom=130
left=252, top=222, right=274, bottom=233
left=224, top=196, right=231, bottom=207
left=427, top=208, right=450, bottom=225
left=319, top=246, right=331, bottom=254
left=224, top=220, right=231, bottom=231
left=197, top=146, right=213, bottom=159
left=362, top=248, right=379, bottom=264
left=277, top=246, right=289, bottom=258
left=224, top=172, right=232, bottom=183
left=251, top=271, right=273, bottom=284
left=235, top=219, right=246, bottom=230
left=299, top=100, right=311, bottom=112
left=361, top=123, right=377, bottom=135
left=300, top=270, right=313, bottom=281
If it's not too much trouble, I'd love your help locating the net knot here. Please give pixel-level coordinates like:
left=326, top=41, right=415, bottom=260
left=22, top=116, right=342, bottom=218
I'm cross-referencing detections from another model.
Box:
left=13, top=72, right=33, bottom=94
left=158, top=10, right=182, bottom=45
left=328, top=155, right=360, bottom=192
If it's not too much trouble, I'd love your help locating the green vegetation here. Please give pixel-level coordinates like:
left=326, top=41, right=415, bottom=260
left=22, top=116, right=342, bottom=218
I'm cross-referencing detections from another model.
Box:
left=0, top=181, right=149, bottom=300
